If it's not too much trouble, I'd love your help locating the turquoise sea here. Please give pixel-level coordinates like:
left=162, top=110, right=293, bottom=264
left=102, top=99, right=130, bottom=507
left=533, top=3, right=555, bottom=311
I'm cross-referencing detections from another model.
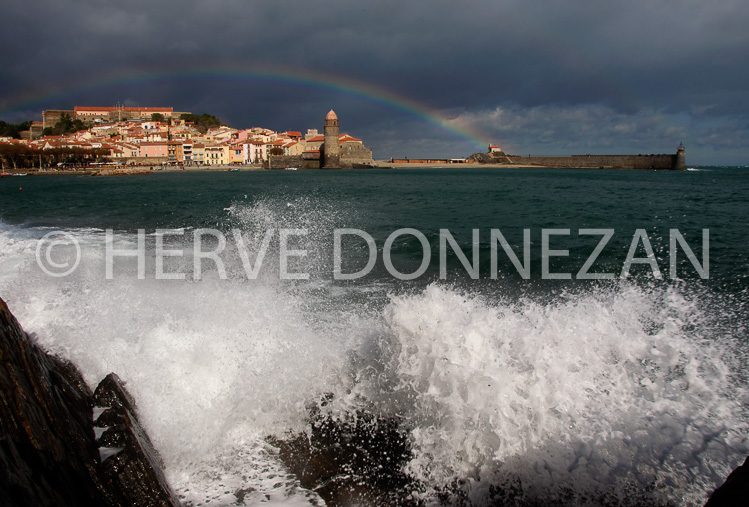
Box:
left=1, top=166, right=748, bottom=505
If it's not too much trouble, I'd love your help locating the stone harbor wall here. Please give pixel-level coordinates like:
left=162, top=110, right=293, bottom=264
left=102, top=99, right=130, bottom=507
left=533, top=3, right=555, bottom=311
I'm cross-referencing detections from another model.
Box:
left=119, top=156, right=170, bottom=166
left=0, top=297, right=178, bottom=506
left=265, top=155, right=319, bottom=170
left=505, top=154, right=678, bottom=169
left=471, top=152, right=684, bottom=169
left=267, top=151, right=374, bottom=169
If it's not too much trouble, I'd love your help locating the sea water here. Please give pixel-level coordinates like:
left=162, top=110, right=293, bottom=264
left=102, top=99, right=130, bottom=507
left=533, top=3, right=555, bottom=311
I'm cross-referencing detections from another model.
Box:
left=1, top=167, right=748, bottom=505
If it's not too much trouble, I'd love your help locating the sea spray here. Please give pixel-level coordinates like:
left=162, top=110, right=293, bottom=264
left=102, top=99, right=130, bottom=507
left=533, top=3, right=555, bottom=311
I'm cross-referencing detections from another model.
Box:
left=350, top=283, right=748, bottom=504
left=0, top=225, right=375, bottom=504
left=2, top=224, right=749, bottom=504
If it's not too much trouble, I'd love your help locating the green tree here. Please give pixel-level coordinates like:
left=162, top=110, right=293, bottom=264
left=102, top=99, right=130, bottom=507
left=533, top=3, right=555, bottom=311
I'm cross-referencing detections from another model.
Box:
left=151, top=113, right=165, bottom=122
left=0, top=144, right=111, bottom=170
left=179, top=113, right=224, bottom=133
left=42, top=113, right=87, bottom=136
left=0, top=144, right=36, bottom=170
left=0, top=120, right=33, bottom=139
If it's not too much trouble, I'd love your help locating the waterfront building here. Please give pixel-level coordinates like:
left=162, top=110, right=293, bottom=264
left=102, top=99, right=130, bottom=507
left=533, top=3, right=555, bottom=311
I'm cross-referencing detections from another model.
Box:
left=167, top=141, right=184, bottom=163
left=192, top=143, right=205, bottom=165
left=139, top=142, right=169, bottom=159
left=204, top=144, right=229, bottom=166
left=250, top=141, right=267, bottom=163
left=229, top=142, right=245, bottom=164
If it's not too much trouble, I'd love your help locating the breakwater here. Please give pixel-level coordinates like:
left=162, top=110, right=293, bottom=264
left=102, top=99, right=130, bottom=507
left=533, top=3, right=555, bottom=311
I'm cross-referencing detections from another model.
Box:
left=474, top=153, right=686, bottom=170
left=473, top=147, right=687, bottom=170
left=500, top=153, right=682, bottom=169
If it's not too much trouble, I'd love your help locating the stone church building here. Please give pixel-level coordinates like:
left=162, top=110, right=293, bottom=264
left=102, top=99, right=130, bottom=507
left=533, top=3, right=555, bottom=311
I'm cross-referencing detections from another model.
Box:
left=316, top=110, right=374, bottom=168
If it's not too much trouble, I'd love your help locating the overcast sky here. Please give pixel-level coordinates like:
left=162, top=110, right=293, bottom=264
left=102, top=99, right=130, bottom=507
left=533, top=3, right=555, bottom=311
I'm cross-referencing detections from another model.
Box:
left=1, top=0, right=747, bottom=164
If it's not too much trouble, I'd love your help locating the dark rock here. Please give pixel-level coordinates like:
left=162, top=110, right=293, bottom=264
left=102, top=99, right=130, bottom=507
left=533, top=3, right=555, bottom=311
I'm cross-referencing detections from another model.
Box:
left=94, top=372, right=138, bottom=415
left=271, top=401, right=417, bottom=506
left=93, top=374, right=176, bottom=506
left=467, top=152, right=494, bottom=164
left=705, top=455, right=749, bottom=506
left=0, top=297, right=178, bottom=506
left=468, top=151, right=509, bottom=164
left=0, top=297, right=106, bottom=506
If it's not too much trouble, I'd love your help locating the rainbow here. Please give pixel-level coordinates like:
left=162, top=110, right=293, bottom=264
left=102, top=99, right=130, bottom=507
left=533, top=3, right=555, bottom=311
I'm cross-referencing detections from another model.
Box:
left=0, top=63, right=491, bottom=151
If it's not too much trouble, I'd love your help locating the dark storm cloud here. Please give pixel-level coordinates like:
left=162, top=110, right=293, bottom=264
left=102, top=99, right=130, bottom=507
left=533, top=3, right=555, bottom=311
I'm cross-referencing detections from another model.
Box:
left=1, top=0, right=747, bottom=163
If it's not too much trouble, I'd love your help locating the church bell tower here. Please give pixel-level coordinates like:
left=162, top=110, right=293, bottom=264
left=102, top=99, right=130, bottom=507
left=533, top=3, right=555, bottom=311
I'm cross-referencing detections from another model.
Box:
left=323, top=109, right=340, bottom=168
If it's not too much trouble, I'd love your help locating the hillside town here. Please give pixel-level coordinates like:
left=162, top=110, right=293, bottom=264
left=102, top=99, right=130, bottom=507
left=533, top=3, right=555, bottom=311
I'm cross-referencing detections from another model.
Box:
left=0, top=106, right=373, bottom=171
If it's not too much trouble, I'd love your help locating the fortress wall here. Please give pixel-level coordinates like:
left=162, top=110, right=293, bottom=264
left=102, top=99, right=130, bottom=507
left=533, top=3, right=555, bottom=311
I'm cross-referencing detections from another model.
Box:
left=42, top=110, right=75, bottom=129
left=503, top=154, right=677, bottom=169
left=339, top=143, right=374, bottom=167
left=43, top=108, right=192, bottom=127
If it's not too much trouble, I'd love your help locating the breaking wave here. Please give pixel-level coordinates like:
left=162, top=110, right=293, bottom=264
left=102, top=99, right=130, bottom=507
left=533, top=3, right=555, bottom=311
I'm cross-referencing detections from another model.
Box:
left=1, top=199, right=748, bottom=506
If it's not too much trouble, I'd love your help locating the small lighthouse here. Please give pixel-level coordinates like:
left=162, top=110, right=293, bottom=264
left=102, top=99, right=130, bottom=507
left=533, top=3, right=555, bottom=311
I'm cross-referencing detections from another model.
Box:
left=673, top=141, right=686, bottom=170
left=323, top=109, right=340, bottom=168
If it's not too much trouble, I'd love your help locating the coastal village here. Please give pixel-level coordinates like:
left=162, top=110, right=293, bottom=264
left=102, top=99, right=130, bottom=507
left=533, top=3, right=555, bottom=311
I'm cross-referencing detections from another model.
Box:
left=0, top=105, right=687, bottom=173
left=0, top=106, right=376, bottom=172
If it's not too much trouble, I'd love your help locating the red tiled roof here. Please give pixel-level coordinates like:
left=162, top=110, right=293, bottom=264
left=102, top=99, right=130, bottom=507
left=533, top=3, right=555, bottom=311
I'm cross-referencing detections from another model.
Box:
left=338, top=134, right=361, bottom=143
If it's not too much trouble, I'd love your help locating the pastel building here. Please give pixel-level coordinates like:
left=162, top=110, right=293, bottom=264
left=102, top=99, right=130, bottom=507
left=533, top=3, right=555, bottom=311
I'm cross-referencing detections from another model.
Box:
left=230, top=143, right=245, bottom=164
left=182, top=141, right=193, bottom=163
left=139, top=142, right=169, bottom=159
left=204, top=144, right=229, bottom=165
left=192, top=143, right=205, bottom=164
left=250, top=141, right=267, bottom=163
left=114, top=142, right=140, bottom=159
left=167, top=141, right=184, bottom=163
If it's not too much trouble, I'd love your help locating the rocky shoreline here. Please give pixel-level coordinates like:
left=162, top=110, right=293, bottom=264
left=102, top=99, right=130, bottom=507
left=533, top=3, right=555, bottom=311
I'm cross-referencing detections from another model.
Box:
left=1, top=296, right=746, bottom=505
left=0, top=297, right=178, bottom=506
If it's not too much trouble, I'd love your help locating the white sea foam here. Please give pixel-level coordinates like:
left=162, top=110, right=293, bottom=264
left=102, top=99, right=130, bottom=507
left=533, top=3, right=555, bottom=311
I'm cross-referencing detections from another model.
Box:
left=346, top=283, right=748, bottom=504
left=0, top=224, right=366, bottom=504
left=1, top=223, right=747, bottom=505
